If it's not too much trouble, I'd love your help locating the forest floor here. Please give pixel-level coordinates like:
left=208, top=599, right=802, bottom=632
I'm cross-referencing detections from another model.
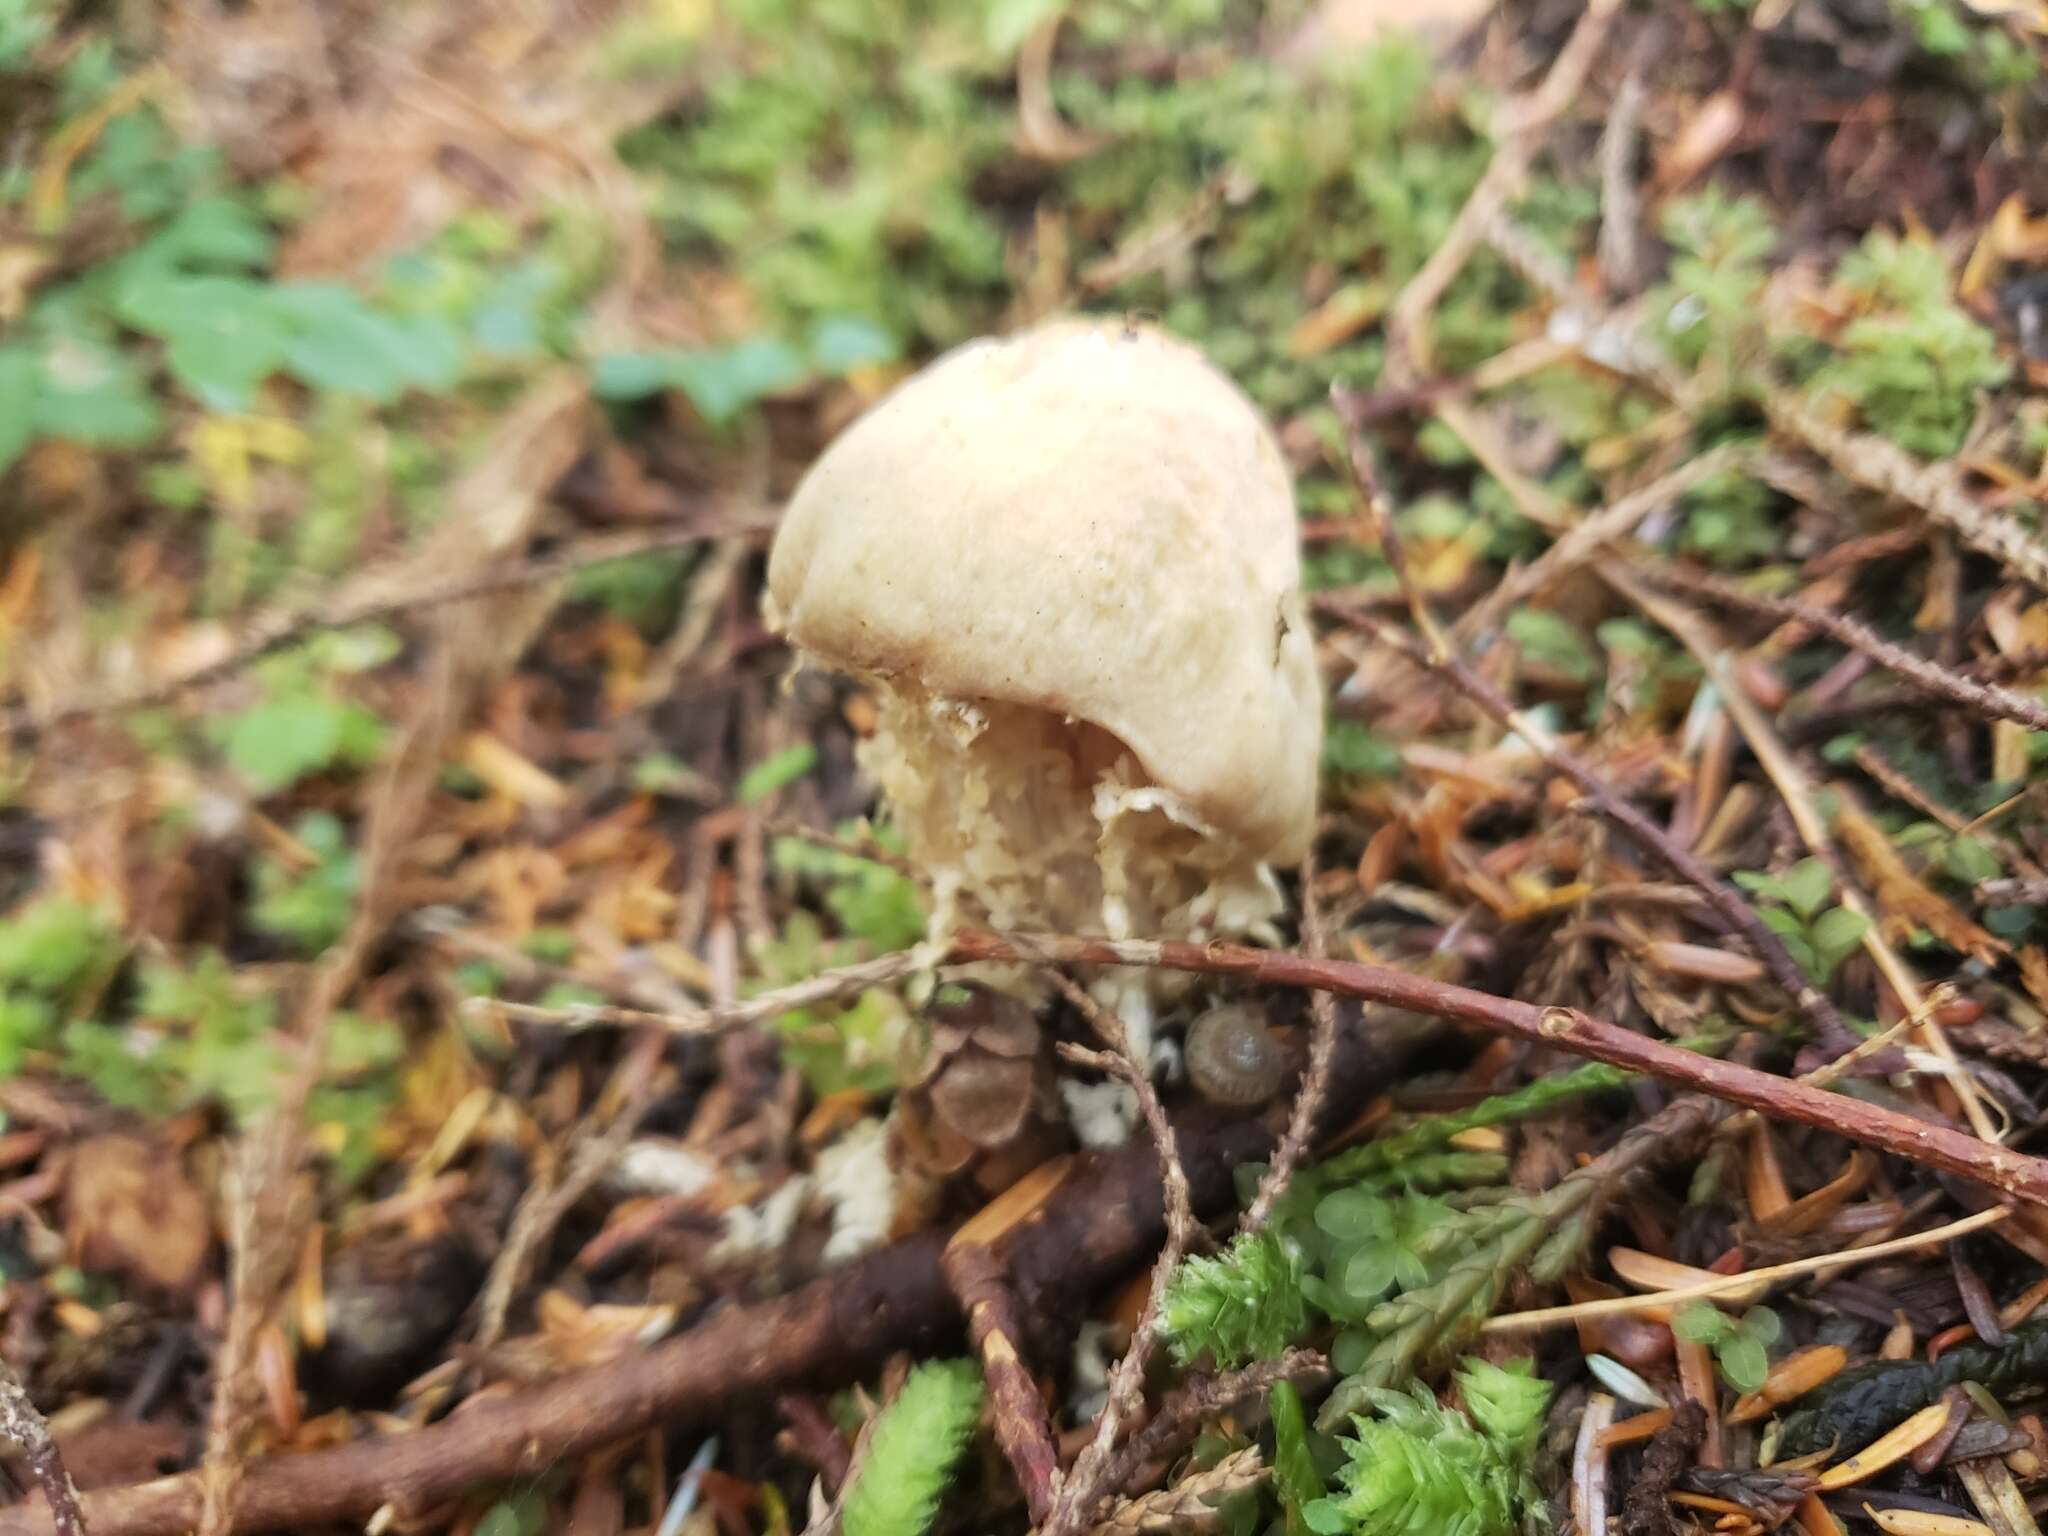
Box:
left=1, top=0, right=2048, bottom=1533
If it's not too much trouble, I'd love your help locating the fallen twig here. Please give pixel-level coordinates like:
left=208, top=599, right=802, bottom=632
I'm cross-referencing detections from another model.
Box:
left=1758, top=388, right=2048, bottom=592
left=0, top=1355, right=83, bottom=1536
left=942, top=1241, right=1061, bottom=1523
left=1637, top=561, right=2048, bottom=735
left=1484, top=1206, right=2010, bottom=1331
left=1981, top=879, right=2048, bottom=908
left=947, top=929, right=2048, bottom=1206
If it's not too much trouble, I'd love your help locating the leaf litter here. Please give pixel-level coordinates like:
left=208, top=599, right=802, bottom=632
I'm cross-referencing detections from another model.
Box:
left=0, top=0, right=2045, bottom=1533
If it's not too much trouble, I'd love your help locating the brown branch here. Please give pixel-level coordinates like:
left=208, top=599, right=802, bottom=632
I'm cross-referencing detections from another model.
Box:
left=1109, top=1350, right=1329, bottom=1499
left=1385, top=0, right=1624, bottom=376
left=1635, top=561, right=2048, bottom=735
left=0, top=1018, right=1428, bottom=1536
left=1758, top=388, right=2048, bottom=592
left=946, top=929, right=2048, bottom=1207
left=1981, top=879, right=2048, bottom=908
left=940, top=1243, right=1061, bottom=1523
left=0, top=1357, right=83, bottom=1536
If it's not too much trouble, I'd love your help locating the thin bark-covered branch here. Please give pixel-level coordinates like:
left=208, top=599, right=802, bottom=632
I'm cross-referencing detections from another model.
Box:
left=947, top=930, right=2048, bottom=1207
left=1636, top=561, right=2048, bottom=734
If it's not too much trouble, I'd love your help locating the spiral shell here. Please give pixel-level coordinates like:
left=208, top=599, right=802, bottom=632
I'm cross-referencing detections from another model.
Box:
left=1184, top=1004, right=1285, bottom=1106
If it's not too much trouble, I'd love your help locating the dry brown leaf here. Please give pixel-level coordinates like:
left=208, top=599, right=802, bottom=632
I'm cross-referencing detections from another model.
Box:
left=1834, top=794, right=2007, bottom=965
left=64, top=1134, right=211, bottom=1295
left=1657, top=90, right=1746, bottom=189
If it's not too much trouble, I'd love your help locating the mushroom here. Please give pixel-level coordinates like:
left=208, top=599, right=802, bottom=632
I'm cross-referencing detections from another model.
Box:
left=768, top=318, right=1322, bottom=1095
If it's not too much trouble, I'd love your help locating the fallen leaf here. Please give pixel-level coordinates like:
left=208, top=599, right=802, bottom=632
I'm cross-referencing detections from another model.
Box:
left=64, top=1134, right=211, bottom=1295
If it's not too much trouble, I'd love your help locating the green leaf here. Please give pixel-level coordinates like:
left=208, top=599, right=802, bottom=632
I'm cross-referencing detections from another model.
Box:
left=672, top=337, right=808, bottom=423
left=32, top=340, right=161, bottom=446
left=1341, top=1243, right=1399, bottom=1303
left=1672, top=1301, right=1732, bottom=1344
left=1756, top=906, right=1805, bottom=939
left=809, top=315, right=899, bottom=373
left=1506, top=607, right=1599, bottom=684
left=148, top=195, right=275, bottom=269
left=1739, top=1306, right=1782, bottom=1347
left=0, top=992, right=55, bottom=1074
left=0, top=899, right=116, bottom=995
left=221, top=692, right=385, bottom=794
left=1945, top=836, right=2001, bottom=885
left=1322, top=721, right=1401, bottom=780
left=271, top=284, right=441, bottom=401
left=736, top=744, right=817, bottom=804
left=1779, top=858, right=1833, bottom=920
left=0, top=347, right=38, bottom=473
left=1270, top=1380, right=1327, bottom=1536
left=1809, top=906, right=1870, bottom=976
left=1717, top=1334, right=1769, bottom=1395
left=590, top=350, right=680, bottom=401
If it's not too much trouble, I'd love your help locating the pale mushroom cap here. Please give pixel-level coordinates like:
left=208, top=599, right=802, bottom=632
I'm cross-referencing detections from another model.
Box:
left=767, top=318, right=1321, bottom=863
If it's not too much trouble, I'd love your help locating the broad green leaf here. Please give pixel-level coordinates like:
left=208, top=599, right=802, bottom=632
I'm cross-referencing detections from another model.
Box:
left=1945, top=836, right=2001, bottom=885
left=1778, top=857, right=1833, bottom=920
left=32, top=339, right=160, bottom=446
left=1717, top=1334, right=1769, bottom=1394
left=272, top=284, right=438, bottom=401
left=1739, top=1306, right=1782, bottom=1346
left=736, top=744, right=817, bottom=804
left=590, top=350, right=680, bottom=401
left=671, top=337, right=808, bottom=423
left=809, top=315, right=898, bottom=373
left=0, top=347, right=38, bottom=474
left=1810, top=906, right=1870, bottom=973
left=147, top=195, right=275, bottom=269
left=1672, top=1301, right=1731, bottom=1344
left=221, top=693, right=384, bottom=794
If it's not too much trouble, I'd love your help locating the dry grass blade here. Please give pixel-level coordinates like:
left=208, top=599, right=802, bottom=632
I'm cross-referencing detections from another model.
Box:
left=1484, top=1208, right=2009, bottom=1331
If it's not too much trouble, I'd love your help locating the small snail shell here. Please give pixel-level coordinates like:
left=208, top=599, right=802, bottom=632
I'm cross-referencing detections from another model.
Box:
left=1184, top=1004, right=1285, bottom=1106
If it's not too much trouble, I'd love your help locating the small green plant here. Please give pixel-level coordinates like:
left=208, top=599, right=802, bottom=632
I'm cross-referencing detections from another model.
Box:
left=1322, top=721, right=1403, bottom=782
left=840, top=1358, right=984, bottom=1536
left=1302, top=1358, right=1551, bottom=1536
left=1807, top=230, right=2009, bottom=458
left=1648, top=188, right=1777, bottom=378
left=1158, top=1066, right=1628, bottom=1385
left=0, top=896, right=121, bottom=1073
left=213, top=637, right=391, bottom=795
left=249, top=811, right=362, bottom=954
left=1161, top=1230, right=1312, bottom=1370
left=1672, top=1301, right=1781, bottom=1395
left=1733, top=858, right=1870, bottom=983
left=1677, top=464, right=1780, bottom=568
